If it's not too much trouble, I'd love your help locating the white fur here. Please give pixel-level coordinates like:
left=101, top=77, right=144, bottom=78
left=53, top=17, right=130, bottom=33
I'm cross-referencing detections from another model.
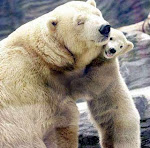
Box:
left=0, top=0, right=110, bottom=147
left=103, top=28, right=134, bottom=59
left=70, top=28, right=141, bottom=148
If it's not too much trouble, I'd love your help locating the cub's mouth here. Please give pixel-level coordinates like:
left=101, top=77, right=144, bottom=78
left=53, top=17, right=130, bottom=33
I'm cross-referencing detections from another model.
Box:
left=105, top=50, right=114, bottom=58
left=104, top=48, right=116, bottom=58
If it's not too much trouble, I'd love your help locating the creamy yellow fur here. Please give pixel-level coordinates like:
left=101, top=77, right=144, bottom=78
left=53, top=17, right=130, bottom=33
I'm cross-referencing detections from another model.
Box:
left=0, top=0, right=110, bottom=147
left=70, top=29, right=141, bottom=148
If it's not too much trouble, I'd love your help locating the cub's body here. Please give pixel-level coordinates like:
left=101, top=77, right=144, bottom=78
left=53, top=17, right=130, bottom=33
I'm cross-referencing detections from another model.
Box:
left=71, top=29, right=141, bottom=148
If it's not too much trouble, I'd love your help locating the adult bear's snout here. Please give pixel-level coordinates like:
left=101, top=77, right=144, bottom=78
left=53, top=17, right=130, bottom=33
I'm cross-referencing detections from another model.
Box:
left=99, top=25, right=111, bottom=37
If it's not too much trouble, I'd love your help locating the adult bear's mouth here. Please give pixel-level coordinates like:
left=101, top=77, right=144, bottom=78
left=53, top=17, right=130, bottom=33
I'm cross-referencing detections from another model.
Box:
left=64, top=45, right=76, bottom=64
left=91, top=36, right=109, bottom=45
left=101, top=36, right=109, bottom=42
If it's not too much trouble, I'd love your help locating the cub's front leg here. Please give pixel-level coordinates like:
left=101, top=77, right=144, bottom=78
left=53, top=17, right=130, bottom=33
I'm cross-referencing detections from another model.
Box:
left=70, top=73, right=103, bottom=101
left=44, top=126, right=78, bottom=148
left=70, top=76, right=92, bottom=100
left=87, top=77, right=141, bottom=148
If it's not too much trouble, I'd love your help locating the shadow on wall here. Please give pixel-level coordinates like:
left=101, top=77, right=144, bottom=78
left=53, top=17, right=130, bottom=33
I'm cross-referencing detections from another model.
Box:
left=0, top=0, right=150, bottom=40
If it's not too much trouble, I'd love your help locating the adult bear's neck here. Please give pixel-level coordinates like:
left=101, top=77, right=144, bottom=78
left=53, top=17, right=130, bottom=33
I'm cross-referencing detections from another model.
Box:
left=4, top=14, right=75, bottom=71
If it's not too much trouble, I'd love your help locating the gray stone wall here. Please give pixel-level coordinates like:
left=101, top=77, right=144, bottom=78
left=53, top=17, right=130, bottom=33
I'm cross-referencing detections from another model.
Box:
left=0, top=0, right=150, bottom=40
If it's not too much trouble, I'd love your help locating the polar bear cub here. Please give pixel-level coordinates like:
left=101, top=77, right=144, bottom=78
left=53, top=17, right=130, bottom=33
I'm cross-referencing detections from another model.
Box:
left=70, top=28, right=141, bottom=148
left=71, top=28, right=134, bottom=100
left=103, top=28, right=133, bottom=59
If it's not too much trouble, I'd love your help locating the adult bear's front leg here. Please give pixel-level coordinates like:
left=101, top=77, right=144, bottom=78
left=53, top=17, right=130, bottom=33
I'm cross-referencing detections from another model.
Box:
left=55, top=125, right=78, bottom=148
left=44, top=125, right=78, bottom=148
left=43, top=99, right=79, bottom=148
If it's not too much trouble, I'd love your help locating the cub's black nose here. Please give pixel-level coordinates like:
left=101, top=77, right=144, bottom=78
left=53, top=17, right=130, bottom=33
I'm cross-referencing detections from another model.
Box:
left=109, top=48, right=116, bottom=54
left=99, top=25, right=111, bottom=37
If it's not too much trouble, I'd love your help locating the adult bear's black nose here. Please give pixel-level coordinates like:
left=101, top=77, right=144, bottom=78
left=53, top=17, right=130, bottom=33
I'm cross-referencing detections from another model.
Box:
left=109, top=48, right=116, bottom=54
left=99, top=25, right=111, bottom=37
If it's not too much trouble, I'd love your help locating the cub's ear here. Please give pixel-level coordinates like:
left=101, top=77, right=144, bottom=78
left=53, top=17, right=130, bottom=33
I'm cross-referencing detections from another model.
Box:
left=86, top=0, right=96, bottom=7
left=46, top=17, right=58, bottom=31
left=126, top=41, right=134, bottom=52
left=122, top=41, right=134, bottom=55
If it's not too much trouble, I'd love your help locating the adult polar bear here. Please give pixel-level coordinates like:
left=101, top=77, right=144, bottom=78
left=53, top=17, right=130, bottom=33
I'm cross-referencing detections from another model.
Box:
left=0, top=0, right=111, bottom=148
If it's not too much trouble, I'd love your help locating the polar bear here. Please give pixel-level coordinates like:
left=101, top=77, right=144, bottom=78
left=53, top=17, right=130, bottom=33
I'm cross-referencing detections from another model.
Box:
left=70, top=28, right=141, bottom=148
left=0, top=0, right=110, bottom=148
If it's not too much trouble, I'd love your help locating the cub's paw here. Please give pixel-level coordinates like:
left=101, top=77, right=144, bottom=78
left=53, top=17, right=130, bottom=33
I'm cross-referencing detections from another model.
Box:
left=70, top=79, right=85, bottom=100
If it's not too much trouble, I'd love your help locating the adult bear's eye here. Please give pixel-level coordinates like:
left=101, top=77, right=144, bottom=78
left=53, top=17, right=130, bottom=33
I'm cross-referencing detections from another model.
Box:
left=78, top=21, right=84, bottom=25
left=120, top=45, right=123, bottom=48
left=110, top=37, right=113, bottom=40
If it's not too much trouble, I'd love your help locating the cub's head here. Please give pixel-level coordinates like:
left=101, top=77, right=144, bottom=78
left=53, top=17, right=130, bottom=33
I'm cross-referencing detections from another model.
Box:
left=44, top=0, right=111, bottom=69
left=103, top=28, right=134, bottom=59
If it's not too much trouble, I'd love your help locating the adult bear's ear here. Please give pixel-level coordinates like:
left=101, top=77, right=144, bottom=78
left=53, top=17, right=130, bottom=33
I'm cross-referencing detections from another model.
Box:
left=46, top=17, right=58, bottom=31
left=86, top=0, right=96, bottom=7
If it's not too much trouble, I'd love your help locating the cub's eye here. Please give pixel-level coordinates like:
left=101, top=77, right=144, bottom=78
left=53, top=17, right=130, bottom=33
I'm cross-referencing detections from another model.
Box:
left=120, top=45, right=123, bottom=48
left=110, top=37, right=113, bottom=40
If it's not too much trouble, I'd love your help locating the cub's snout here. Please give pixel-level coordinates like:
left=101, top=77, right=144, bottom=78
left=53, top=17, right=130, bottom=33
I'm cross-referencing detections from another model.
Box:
left=109, top=48, right=116, bottom=54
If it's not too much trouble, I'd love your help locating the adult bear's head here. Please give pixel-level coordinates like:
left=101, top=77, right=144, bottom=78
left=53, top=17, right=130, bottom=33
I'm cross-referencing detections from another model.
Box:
left=38, top=0, right=111, bottom=70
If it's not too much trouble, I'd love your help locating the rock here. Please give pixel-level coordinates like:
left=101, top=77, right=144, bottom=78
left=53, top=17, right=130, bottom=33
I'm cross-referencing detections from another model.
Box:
left=78, top=89, right=150, bottom=148
left=119, top=31, right=150, bottom=90
left=0, top=0, right=150, bottom=40
left=78, top=111, right=100, bottom=148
